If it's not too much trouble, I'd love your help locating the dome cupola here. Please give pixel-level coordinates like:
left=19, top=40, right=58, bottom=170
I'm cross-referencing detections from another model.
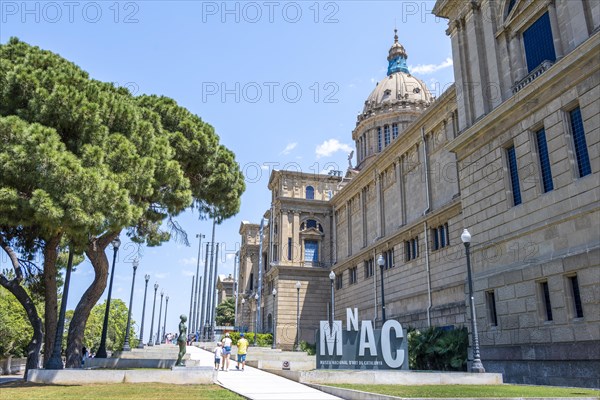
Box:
left=358, top=31, right=433, bottom=123
left=387, top=29, right=409, bottom=75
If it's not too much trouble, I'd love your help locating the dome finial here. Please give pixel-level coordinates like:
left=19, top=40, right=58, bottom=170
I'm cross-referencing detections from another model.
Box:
left=387, top=29, right=409, bottom=75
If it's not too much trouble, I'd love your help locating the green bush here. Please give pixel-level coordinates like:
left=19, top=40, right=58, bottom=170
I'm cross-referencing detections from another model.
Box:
left=408, top=326, right=467, bottom=371
left=299, top=341, right=316, bottom=355
left=229, top=331, right=272, bottom=347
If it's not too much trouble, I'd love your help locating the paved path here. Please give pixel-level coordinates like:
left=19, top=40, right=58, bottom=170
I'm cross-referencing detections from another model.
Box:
left=187, top=346, right=341, bottom=400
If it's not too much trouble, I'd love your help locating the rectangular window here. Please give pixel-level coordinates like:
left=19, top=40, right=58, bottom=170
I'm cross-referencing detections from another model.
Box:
left=364, top=259, right=374, bottom=278
left=507, top=145, right=522, bottom=206
left=392, top=123, right=398, bottom=139
left=383, top=249, right=394, bottom=269
left=569, top=275, right=584, bottom=318
left=384, top=125, right=391, bottom=147
left=304, top=240, right=318, bottom=264
left=336, top=274, right=343, bottom=290
left=523, top=12, right=556, bottom=73
left=349, top=267, right=358, bottom=285
left=540, top=281, right=553, bottom=321
left=405, top=237, right=419, bottom=261
left=486, top=291, right=498, bottom=326
left=432, top=228, right=439, bottom=250
left=535, top=128, right=554, bottom=192
left=249, top=273, right=254, bottom=291
left=569, top=107, right=592, bottom=177
left=377, top=127, right=382, bottom=152
left=287, top=237, right=292, bottom=261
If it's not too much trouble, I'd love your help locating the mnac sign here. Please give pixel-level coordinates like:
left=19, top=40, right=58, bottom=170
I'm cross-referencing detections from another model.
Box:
left=316, top=308, right=408, bottom=370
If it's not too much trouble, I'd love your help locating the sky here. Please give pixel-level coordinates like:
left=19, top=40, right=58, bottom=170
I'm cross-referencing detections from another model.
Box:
left=0, top=0, right=454, bottom=340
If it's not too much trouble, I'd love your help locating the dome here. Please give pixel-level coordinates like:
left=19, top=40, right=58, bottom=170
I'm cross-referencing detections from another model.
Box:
left=358, top=30, right=433, bottom=122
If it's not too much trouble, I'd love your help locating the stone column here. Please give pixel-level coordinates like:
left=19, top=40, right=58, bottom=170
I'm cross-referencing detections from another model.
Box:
left=508, top=31, right=525, bottom=82
left=293, top=211, right=300, bottom=265
left=375, top=171, right=382, bottom=239
left=548, top=0, right=564, bottom=59
left=464, top=3, right=489, bottom=118
left=449, top=19, right=470, bottom=131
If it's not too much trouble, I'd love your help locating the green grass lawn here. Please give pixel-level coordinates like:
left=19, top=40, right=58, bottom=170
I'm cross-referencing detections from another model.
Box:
left=0, top=382, right=244, bottom=400
left=329, top=384, right=600, bottom=398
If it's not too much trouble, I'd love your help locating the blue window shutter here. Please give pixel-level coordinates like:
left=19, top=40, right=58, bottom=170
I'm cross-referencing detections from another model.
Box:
left=507, top=146, right=522, bottom=206
left=523, top=12, right=556, bottom=73
left=570, top=108, right=591, bottom=177
left=536, top=128, right=554, bottom=192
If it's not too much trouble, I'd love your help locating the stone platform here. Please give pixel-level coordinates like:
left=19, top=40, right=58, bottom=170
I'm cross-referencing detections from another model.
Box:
left=267, top=369, right=504, bottom=385
left=27, top=367, right=216, bottom=385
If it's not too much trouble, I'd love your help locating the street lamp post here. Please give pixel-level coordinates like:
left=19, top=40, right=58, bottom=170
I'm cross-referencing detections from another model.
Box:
left=188, top=276, right=195, bottom=335
left=148, top=283, right=158, bottom=346
left=162, top=295, right=169, bottom=344
left=155, top=291, right=164, bottom=345
left=233, top=251, right=240, bottom=329
left=137, top=274, right=150, bottom=348
left=271, top=288, right=277, bottom=349
left=461, top=228, right=485, bottom=373
left=122, top=258, right=139, bottom=351
left=295, top=281, right=301, bottom=351
left=192, top=233, right=205, bottom=333
left=253, top=293, right=259, bottom=346
left=329, top=271, right=335, bottom=328
left=96, top=237, right=121, bottom=358
left=377, top=254, right=386, bottom=325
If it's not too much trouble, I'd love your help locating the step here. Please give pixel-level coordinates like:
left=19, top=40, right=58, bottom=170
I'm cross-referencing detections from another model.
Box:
left=85, top=358, right=201, bottom=369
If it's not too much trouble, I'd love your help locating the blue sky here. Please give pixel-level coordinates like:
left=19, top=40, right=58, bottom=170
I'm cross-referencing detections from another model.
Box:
left=1, top=1, right=453, bottom=338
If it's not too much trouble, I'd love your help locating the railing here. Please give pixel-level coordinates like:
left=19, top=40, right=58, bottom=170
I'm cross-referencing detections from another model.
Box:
left=512, top=60, right=554, bottom=94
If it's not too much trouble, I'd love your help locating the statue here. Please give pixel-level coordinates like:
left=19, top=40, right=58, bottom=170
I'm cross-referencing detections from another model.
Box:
left=175, top=314, right=187, bottom=366
left=348, top=150, right=354, bottom=169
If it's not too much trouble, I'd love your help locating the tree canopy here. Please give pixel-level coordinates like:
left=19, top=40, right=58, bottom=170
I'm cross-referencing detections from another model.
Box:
left=0, top=37, right=245, bottom=369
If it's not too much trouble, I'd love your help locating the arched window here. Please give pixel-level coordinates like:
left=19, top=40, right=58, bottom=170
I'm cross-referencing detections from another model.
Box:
left=301, top=219, right=324, bottom=232
left=306, top=185, right=315, bottom=199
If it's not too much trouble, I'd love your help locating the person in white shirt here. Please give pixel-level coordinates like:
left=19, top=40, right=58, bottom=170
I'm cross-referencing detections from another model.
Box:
left=213, top=342, right=223, bottom=371
left=221, top=332, right=233, bottom=371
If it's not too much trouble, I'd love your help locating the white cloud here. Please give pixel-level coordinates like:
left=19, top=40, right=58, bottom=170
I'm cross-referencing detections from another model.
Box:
left=315, top=139, right=353, bottom=159
left=179, top=257, right=197, bottom=266
left=181, top=270, right=195, bottom=277
left=280, top=142, right=297, bottom=155
left=410, top=57, right=453, bottom=75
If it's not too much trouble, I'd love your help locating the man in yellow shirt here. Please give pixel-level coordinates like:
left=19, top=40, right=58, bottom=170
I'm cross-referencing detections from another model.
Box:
left=235, top=333, right=249, bottom=371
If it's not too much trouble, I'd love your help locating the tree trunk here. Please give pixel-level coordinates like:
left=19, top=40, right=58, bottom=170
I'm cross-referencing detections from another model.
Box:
left=0, top=238, right=43, bottom=381
left=65, top=233, right=117, bottom=367
left=42, top=234, right=61, bottom=366
left=0, top=276, right=44, bottom=380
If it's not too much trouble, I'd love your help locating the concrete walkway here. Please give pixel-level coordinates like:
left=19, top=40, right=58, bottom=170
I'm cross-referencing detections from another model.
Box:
left=186, top=346, right=341, bottom=400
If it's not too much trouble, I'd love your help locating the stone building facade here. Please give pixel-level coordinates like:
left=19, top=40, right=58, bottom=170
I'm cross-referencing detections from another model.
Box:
left=236, top=0, right=599, bottom=388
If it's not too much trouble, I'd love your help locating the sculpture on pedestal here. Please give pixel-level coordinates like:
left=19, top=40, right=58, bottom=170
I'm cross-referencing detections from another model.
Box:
left=175, top=314, right=187, bottom=366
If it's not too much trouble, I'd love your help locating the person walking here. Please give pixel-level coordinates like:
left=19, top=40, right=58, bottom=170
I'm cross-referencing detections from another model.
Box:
left=235, top=333, right=249, bottom=371
left=213, top=342, right=223, bottom=371
left=81, top=346, right=89, bottom=368
left=221, top=332, right=233, bottom=371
